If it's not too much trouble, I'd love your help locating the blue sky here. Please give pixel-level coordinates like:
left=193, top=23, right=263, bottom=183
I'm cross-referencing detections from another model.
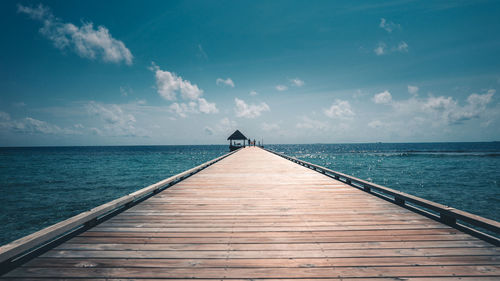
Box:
left=0, top=0, right=499, bottom=146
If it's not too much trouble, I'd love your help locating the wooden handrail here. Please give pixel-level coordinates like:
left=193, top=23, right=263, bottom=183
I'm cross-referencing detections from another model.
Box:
left=0, top=148, right=239, bottom=265
left=264, top=148, right=500, bottom=246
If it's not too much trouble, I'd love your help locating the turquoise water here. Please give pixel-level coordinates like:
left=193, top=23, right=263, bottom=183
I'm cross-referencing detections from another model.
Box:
left=0, top=143, right=499, bottom=245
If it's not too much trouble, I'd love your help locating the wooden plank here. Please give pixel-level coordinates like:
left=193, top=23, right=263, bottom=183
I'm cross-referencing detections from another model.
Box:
left=89, top=225, right=451, bottom=232
left=54, top=240, right=492, bottom=251
left=4, top=265, right=500, bottom=278
left=2, top=147, right=500, bottom=279
left=40, top=248, right=500, bottom=259
left=4, top=276, right=498, bottom=281
left=67, top=234, right=478, bottom=244
left=79, top=228, right=463, bottom=237
left=22, top=255, right=500, bottom=268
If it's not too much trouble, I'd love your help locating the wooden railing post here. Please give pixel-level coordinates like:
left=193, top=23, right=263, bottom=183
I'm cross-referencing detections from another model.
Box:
left=394, top=197, right=405, bottom=206
left=441, top=208, right=457, bottom=226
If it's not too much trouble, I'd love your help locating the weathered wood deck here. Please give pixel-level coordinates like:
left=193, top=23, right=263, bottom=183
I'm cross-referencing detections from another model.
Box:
left=2, top=147, right=500, bottom=280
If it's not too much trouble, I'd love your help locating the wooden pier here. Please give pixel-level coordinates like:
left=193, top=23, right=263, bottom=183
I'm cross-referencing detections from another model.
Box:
left=1, top=147, right=499, bottom=280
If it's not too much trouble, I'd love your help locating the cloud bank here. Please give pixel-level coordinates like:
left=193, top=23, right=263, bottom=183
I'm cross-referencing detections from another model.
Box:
left=234, top=98, right=270, bottom=118
left=151, top=63, right=218, bottom=117
left=324, top=99, right=355, bottom=119
left=0, top=111, right=80, bottom=135
left=86, top=101, right=150, bottom=137
left=372, top=89, right=496, bottom=125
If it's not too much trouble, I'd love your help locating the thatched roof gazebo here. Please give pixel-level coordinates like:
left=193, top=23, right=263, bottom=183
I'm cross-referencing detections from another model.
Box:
left=227, top=130, right=248, bottom=151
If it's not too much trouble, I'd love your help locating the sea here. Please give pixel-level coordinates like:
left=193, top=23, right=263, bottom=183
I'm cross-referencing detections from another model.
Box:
left=0, top=142, right=499, bottom=245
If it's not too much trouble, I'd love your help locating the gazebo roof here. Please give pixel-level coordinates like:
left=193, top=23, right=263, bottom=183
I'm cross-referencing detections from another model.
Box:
left=227, top=130, right=248, bottom=140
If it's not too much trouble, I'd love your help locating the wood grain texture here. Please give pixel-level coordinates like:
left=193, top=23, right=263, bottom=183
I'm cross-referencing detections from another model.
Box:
left=2, top=147, right=499, bottom=280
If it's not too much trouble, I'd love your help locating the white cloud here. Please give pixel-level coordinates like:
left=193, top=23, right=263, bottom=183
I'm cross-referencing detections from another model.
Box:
left=374, top=41, right=409, bottom=56
left=379, top=18, right=400, bottom=33
left=87, top=101, right=135, bottom=125
left=0, top=113, right=79, bottom=135
left=296, top=116, right=328, bottom=130
left=423, top=96, right=455, bottom=111
left=249, top=90, right=258, bottom=96
left=276, top=85, right=288, bottom=91
left=422, top=92, right=494, bottom=124
left=197, top=98, right=218, bottom=114
left=290, top=78, right=305, bottom=87
left=373, top=90, right=393, bottom=104
left=374, top=42, right=386, bottom=56
left=324, top=99, right=355, bottom=119
left=18, top=4, right=133, bottom=65
left=234, top=98, right=270, bottom=118
left=396, top=41, right=408, bottom=52
left=261, top=122, right=280, bottom=132
left=408, top=85, right=419, bottom=96
left=390, top=89, right=496, bottom=125
left=168, top=102, right=194, bottom=118
left=216, top=78, right=235, bottom=88
left=86, top=101, right=148, bottom=136
left=17, top=4, right=49, bottom=20
left=169, top=98, right=218, bottom=117
left=470, top=89, right=495, bottom=106
left=17, top=118, right=70, bottom=134
left=151, top=62, right=203, bottom=100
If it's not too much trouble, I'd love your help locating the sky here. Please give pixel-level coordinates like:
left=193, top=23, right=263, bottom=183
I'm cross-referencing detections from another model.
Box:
left=0, top=0, right=499, bottom=146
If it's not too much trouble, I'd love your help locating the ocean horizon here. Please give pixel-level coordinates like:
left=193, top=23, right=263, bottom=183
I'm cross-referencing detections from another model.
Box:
left=2, top=140, right=500, bottom=148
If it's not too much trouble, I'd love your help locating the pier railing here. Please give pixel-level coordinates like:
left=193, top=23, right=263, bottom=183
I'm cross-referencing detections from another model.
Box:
left=0, top=149, right=239, bottom=270
left=264, top=148, right=500, bottom=246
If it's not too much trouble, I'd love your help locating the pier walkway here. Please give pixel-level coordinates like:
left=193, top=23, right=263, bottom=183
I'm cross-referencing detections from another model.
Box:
left=2, top=147, right=500, bottom=280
